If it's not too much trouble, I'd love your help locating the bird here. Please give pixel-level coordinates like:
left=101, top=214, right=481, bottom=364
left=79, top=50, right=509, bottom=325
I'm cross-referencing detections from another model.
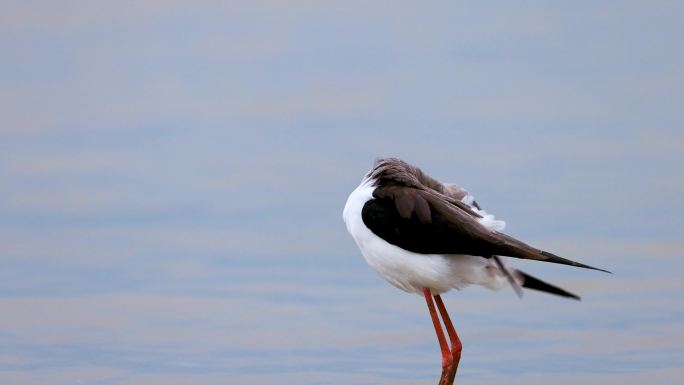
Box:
left=342, top=157, right=609, bottom=384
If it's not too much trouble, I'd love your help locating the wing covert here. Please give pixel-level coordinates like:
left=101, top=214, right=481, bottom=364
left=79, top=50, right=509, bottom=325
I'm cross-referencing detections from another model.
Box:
left=362, top=186, right=502, bottom=256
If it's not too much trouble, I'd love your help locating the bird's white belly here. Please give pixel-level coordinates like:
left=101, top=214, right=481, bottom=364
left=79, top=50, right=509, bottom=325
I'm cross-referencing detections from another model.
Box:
left=343, top=180, right=506, bottom=295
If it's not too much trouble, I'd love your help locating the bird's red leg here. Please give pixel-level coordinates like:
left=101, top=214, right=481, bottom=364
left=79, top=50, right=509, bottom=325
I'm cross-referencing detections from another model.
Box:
left=434, top=294, right=461, bottom=383
left=423, top=288, right=455, bottom=385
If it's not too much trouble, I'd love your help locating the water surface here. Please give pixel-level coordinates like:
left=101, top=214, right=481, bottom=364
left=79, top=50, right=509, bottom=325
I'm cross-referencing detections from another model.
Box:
left=1, top=2, right=683, bottom=384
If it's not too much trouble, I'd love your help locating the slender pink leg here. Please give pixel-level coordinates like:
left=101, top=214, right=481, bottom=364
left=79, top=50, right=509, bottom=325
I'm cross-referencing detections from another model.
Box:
left=423, top=288, right=457, bottom=385
left=434, top=294, right=461, bottom=383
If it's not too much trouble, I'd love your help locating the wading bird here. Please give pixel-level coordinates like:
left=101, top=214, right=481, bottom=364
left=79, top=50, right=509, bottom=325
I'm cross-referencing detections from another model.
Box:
left=342, top=157, right=609, bottom=384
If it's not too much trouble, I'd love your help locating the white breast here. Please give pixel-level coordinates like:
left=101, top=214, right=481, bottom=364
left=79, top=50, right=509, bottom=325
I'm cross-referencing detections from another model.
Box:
left=343, top=179, right=508, bottom=295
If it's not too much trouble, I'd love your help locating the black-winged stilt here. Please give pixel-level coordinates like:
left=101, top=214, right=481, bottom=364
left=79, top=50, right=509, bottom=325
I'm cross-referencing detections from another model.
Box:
left=343, top=157, right=609, bottom=384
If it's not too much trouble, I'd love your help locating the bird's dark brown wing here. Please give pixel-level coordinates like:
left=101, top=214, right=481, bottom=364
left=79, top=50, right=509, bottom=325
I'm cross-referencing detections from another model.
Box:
left=362, top=185, right=609, bottom=272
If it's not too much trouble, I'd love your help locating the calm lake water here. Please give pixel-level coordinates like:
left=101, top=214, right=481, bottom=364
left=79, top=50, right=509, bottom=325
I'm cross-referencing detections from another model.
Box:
left=2, top=2, right=683, bottom=384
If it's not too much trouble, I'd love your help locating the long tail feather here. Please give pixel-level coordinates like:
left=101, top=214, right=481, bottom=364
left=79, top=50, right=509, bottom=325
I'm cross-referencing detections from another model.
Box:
left=516, top=270, right=581, bottom=300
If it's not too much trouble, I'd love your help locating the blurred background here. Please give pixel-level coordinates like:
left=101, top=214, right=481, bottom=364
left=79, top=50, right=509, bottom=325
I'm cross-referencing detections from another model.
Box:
left=1, top=1, right=682, bottom=384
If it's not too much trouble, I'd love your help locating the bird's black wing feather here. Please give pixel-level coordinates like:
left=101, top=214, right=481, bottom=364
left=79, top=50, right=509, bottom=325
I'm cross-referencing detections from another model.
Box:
left=362, top=185, right=609, bottom=272
left=362, top=186, right=504, bottom=255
